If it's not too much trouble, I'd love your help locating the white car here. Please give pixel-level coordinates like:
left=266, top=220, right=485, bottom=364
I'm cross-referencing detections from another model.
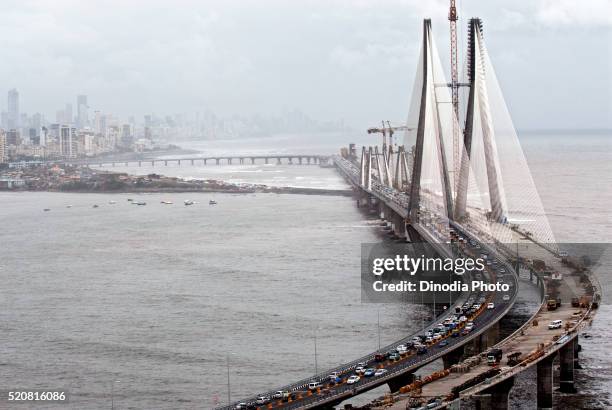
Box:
left=487, top=302, right=495, bottom=309
left=256, top=396, right=270, bottom=405
left=548, top=320, right=563, bottom=329
left=347, top=375, right=361, bottom=384
left=355, top=366, right=366, bottom=375
left=374, top=368, right=388, bottom=377
left=308, top=382, right=322, bottom=391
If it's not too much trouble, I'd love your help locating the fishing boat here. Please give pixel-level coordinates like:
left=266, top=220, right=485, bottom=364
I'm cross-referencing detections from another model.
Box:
left=135, top=201, right=146, bottom=206
left=161, top=200, right=173, bottom=204
left=93, top=204, right=99, bottom=208
left=66, top=205, right=72, bottom=208
left=184, top=200, right=195, bottom=206
left=209, top=200, right=217, bottom=205
left=109, top=200, right=117, bottom=204
left=43, top=208, right=51, bottom=212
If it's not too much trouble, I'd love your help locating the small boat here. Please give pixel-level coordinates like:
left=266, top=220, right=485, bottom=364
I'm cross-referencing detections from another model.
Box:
left=66, top=205, right=72, bottom=208
left=43, top=208, right=51, bottom=212
left=127, top=198, right=133, bottom=202
left=161, top=200, right=173, bottom=205
left=109, top=200, right=117, bottom=205
left=93, top=204, right=99, bottom=208
left=184, top=200, right=195, bottom=206
left=209, top=200, right=217, bottom=205
left=135, top=201, right=146, bottom=206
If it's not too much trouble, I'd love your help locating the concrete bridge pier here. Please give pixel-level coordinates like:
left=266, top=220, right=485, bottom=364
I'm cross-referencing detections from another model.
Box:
left=537, top=354, right=555, bottom=410
left=228, top=158, right=232, bottom=165
left=387, top=372, right=414, bottom=393
left=474, top=376, right=515, bottom=410
left=277, top=157, right=282, bottom=165
left=215, top=159, right=220, bottom=165
left=299, top=157, right=303, bottom=164
left=307, top=157, right=311, bottom=164
left=151, top=161, right=155, bottom=166
left=178, top=159, right=181, bottom=165
left=391, top=213, right=406, bottom=239
left=191, top=159, right=194, bottom=165
left=240, top=158, right=244, bottom=164
left=251, top=157, right=255, bottom=164
left=203, top=159, right=207, bottom=165
left=164, top=160, right=168, bottom=166
left=288, top=157, right=293, bottom=165
left=265, top=157, right=269, bottom=164
left=443, top=345, right=464, bottom=368
left=138, top=161, right=141, bottom=167
left=559, top=337, right=577, bottom=393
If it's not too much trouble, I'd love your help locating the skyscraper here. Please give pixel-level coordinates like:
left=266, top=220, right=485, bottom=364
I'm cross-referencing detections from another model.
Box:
left=65, top=103, right=73, bottom=124
left=77, top=95, right=88, bottom=128
left=7, top=89, right=19, bottom=129
left=0, top=131, right=6, bottom=163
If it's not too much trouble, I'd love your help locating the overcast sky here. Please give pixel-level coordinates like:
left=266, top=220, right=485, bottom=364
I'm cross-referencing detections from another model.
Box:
left=0, top=0, right=610, bottom=130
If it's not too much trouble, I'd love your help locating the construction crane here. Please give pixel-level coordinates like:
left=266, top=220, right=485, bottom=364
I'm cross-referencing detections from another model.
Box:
left=367, top=121, right=414, bottom=148
left=449, top=0, right=460, bottom=197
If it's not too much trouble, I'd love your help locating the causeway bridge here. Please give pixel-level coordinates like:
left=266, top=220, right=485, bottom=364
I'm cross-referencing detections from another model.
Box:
left=48, top=154, right=330, bottom=168
left=218, top=17, right=599, bottom=410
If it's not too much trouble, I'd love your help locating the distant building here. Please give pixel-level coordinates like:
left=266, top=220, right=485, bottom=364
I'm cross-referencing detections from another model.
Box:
left=7, top=89, right=19, bottom=129
left=65, top=103, right=73, bottom=124
left=60, top=125, right=77, bottom=158
left=29, top=128, right=40, bottom=145
left=6, top=129, right=20, bottom=146
left=121, top=124, right=132, bottom=147
left=77, top=94, right=88, bottom=128
left=0, top=131, right=6, bottom=163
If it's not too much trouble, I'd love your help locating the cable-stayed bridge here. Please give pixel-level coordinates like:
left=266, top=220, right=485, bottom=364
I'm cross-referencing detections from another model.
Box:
left=217, top=17, right=599, bottom=410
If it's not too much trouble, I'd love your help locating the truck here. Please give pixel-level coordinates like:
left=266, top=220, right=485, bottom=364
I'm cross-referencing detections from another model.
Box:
left=487, top=348, right=503, bottom=365
left=506, top=352, right=522, bottom=366
left=547, top=298, right=561, bottom=311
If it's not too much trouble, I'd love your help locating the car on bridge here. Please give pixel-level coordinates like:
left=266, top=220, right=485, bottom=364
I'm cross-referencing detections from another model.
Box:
left=364, top=368, right=376, bottom=377
left=255, top=396, right=270, bottom=405
left=374, top=368, right=388, bottom=377
left=347, top=375, right=361, bottom=384
left=308, top=381, right=322, bottom=391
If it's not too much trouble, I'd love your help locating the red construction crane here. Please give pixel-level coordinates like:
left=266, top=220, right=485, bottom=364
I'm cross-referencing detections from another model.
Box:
left=449, top=0, right=460, bottom=196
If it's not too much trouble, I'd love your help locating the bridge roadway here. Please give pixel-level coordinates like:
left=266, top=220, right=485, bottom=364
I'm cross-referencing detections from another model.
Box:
left=219, top=157, right=520, bottom=410
left=47, top=154, right=329, bottom=168
left=387, top=242, right=599, bottom=410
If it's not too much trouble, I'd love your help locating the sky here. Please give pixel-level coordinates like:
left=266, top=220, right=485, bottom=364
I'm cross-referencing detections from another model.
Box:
left=0, top=0, right=610, bottom=130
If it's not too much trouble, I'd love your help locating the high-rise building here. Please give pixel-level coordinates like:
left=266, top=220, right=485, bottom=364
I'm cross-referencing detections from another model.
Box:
left=0, top=131, right=6, bottom=163
left=60, top=125, right=77, bottom=158
left=7, top=89, right=19, bottom=129
left=6, top=129, right=20, bottom=146
left=29, top=128, right=39, bottom=145
left=65, top=103, right=73, bottom=124
left=77, top=95, right=88, bottom=128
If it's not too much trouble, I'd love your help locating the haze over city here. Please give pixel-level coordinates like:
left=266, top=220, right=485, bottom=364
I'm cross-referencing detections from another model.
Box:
left=0, top=0, right=610, bottom=131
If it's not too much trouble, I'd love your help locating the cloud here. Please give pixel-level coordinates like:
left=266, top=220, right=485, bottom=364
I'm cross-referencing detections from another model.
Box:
left=535, top=0, right=612, bottom=26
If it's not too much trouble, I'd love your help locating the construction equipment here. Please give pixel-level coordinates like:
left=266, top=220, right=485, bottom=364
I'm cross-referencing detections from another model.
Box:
left=449, top=0, right=460, bottom=196
left=547, top=298, right=561, bottom=311
left=367, top=121, right=414, bottom=148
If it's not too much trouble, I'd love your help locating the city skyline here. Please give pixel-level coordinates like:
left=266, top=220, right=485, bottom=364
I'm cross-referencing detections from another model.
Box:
left=0, top=1, right=609, bottom=131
